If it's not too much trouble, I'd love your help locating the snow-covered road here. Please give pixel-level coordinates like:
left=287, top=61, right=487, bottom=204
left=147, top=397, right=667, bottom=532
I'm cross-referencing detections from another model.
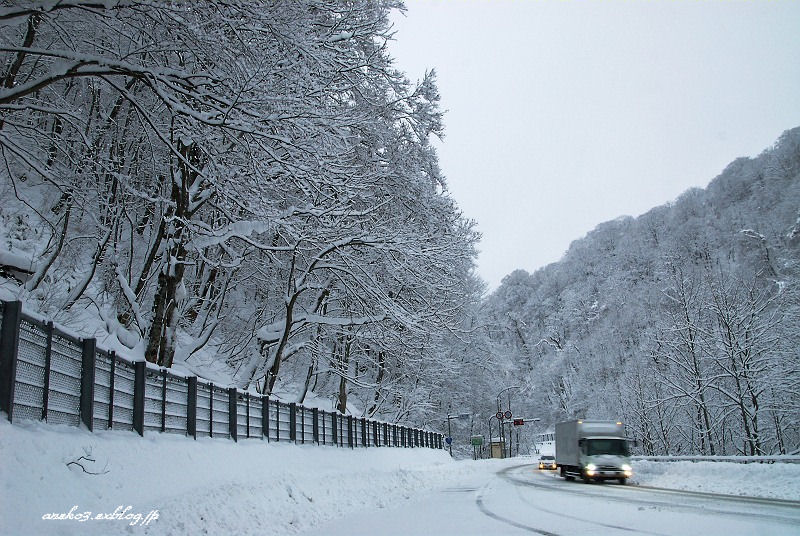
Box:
left=302, top=463, right=800, bottom=536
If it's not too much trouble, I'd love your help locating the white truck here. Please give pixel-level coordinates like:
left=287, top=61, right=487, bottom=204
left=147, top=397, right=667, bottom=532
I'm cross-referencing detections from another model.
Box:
left=554, top=420, right=632, bottom=484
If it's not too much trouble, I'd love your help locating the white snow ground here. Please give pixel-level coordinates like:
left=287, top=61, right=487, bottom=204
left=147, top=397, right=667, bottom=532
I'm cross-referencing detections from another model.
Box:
left=1, top=419, right=798, bottom=536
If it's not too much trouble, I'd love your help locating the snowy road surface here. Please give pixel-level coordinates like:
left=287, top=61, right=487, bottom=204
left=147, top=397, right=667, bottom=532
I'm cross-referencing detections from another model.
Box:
left=301, top=463, right=800, bottom=536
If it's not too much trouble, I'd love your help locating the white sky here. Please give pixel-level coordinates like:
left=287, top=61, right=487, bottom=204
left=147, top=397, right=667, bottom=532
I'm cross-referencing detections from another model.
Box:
left=388, top=0, right=800, bottom=290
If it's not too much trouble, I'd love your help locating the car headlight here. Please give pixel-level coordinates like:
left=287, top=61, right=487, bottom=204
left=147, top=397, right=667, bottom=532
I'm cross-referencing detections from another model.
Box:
left=621, top=464, right=632, bottom=471
left=585, top=463, right=597, bottom=471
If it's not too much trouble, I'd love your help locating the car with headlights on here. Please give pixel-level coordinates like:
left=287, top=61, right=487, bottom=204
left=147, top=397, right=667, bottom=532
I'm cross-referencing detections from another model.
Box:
left=538, top=455, right=556, bottom=470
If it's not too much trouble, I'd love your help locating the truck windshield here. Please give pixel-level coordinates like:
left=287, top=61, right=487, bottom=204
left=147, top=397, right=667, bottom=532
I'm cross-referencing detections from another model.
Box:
left=586, top=439, right=629, bottom=456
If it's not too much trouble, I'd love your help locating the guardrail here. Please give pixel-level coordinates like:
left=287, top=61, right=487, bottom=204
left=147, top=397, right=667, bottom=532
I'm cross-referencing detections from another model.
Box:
left=0, top=300, right=442, bottom=450
left=633, top=456, right=800, bottom=464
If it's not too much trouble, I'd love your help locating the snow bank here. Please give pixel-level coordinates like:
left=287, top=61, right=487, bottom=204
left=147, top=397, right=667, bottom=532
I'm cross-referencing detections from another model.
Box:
left=632, top=459, right=800, bottom=501
left=0, top=419, right=470, bottom=536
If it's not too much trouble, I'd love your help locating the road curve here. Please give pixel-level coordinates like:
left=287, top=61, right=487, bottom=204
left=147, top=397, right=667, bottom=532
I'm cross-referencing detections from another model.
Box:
left=479, top=463, right=800, bottom=536
left=300, top=461, right=800, bottom=536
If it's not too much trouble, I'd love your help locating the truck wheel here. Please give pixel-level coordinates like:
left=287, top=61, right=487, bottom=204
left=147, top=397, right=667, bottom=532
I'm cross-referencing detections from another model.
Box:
left=618, top=478, right=627, bottom=485
left=581, top=471, right=593, bottom=484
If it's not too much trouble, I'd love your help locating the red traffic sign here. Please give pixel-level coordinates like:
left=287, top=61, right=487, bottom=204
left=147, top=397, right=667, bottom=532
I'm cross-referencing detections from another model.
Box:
left=504, top=410, right=512, bottom=419
left=496, top=411, right=504, bottom=420
left=513, top=419, right=524, bottom=426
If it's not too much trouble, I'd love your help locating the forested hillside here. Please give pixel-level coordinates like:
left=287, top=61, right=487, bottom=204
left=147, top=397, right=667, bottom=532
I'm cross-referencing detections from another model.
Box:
left=2, top=2, right=798, bottom=452
left=0, top=1, right=482, bottom=425
left=483, top=128, right=800, bottom=456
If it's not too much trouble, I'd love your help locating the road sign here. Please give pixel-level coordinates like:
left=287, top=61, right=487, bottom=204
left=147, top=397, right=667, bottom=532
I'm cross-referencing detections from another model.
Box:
left=471, top=436, right=484, bottom=446
left=496, top=411, right=504, bottom=420
left=504, top=410, right=512, bottom=419
left=513, top=419, right=524, bottom=426
left=445, top=437, right=452, bottom=445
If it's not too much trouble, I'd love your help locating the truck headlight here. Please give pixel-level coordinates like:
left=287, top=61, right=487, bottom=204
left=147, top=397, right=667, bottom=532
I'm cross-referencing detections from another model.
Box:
left=621, top=464, right=632, bottom=472
left=586, top=464, right=597, bottom=471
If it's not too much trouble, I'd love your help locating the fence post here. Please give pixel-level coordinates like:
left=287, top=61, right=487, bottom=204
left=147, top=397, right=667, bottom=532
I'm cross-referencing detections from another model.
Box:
left=79, top=338, right=96, bottom=431
left=107, top=350, right=116, bottom=428
left=362, top=417, right=367, bottom=447
left=228, top=387, right=238, bottom=442
left=347, top=415, right=353, bottom=448
left=0, top=301, right=21, bottom=422
left=262, top=396, right=269, bottom=441
left=332, top=412, right=338, bottom=445
left=313, top=408, right=319, bottom=444
left=160, top=369, right=167, bottom=432
left=187, top=376, right=197, bottom=439
left=133, top=361, right=145, bottom=436
left=321, top=409, right=326, bottom=445
left=373, top=420, right=378, bottom=447
left=289, top=402, right=297, bottom=442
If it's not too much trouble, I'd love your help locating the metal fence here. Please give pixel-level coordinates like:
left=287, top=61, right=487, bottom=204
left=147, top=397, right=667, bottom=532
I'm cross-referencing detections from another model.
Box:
left=0, top=301, right=442, bottom=450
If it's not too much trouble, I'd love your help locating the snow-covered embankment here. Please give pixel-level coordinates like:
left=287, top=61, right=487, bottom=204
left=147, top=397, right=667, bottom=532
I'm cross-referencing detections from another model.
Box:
left=0, top=419, right=470, bottom=535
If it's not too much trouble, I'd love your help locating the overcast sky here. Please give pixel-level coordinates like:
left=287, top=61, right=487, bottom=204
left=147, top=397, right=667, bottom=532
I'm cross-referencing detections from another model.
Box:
left=388, top=0, right=800, bottom=290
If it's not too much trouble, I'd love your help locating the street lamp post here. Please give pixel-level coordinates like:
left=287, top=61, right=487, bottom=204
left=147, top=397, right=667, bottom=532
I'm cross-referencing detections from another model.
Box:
left=446, top=412, right=470, bottom=457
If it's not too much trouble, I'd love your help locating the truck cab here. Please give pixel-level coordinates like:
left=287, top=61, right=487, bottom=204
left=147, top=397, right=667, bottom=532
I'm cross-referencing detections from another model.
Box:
left=576, top=435, right=632, bottom=483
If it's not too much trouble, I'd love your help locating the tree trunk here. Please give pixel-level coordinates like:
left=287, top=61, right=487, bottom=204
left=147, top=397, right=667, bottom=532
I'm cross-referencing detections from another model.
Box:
left=336, top=333, right=352, bottom=414
left=144, top=139, right=205, bottom=367
left=367, top=350, right=386, bottom=417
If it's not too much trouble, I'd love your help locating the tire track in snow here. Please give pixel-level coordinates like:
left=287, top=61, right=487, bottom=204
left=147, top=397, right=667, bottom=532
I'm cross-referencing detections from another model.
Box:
left=473, top=482, right=561, bottom=536
left=501, top=464, right=800, bottom=528
left=498, top=465, right=671, bottom=536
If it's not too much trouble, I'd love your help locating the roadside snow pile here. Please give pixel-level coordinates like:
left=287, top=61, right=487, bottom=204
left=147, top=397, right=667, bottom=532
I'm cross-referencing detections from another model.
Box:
left=632, top=459, right=800, bottom=501
left=0, top=419, right=478, bottom=536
